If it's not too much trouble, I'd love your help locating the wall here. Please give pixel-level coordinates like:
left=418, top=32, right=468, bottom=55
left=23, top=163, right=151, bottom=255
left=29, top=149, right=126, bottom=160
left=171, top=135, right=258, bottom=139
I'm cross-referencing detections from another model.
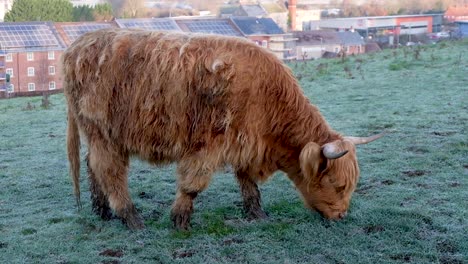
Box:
left=4, top=50, right=63, bottom=94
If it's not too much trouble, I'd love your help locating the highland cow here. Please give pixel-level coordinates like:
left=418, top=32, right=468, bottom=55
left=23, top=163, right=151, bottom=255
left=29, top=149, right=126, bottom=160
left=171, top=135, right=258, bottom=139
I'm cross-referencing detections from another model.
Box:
left=63, top=28, right=382, bottom=230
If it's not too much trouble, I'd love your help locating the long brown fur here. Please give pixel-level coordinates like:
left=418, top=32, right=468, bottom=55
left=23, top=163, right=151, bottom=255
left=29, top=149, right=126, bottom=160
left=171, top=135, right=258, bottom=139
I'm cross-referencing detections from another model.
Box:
left=63, top=28, right=362, bottom=230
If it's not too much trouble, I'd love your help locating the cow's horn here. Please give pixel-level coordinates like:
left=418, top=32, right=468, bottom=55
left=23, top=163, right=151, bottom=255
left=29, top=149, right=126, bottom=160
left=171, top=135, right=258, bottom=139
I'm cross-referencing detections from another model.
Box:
left=344, top=132, right=385, bottom=145
left=322, top=143, right=349, bottom=159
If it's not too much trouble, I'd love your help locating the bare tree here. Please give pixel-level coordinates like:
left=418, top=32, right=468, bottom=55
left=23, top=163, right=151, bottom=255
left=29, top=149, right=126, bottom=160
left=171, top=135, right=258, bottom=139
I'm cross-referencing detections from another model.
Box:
left=109, top=0, right=145, bottom=18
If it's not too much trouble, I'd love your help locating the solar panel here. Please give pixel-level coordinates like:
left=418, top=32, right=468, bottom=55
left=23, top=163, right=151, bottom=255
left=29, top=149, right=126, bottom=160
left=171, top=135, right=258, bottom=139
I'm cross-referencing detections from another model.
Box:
left=62, top=23, right=113, bottom=43
left=116, top=18, right=181, bottom=31
left=231, top=17, right=284, bottom=35
left=179, top=19, right=242, bottom=36
left=0, top=22, right=62, bottom=49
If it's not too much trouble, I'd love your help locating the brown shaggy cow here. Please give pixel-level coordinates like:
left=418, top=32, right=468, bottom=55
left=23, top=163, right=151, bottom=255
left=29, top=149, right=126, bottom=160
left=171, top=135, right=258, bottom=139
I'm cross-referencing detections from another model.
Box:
left=63, top=28, right=382, bottom=230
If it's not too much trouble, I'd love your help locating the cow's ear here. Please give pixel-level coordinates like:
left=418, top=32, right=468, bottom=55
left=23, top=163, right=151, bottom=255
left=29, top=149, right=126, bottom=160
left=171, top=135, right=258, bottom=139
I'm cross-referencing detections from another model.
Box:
left=300, top=142, right=325, bottom=180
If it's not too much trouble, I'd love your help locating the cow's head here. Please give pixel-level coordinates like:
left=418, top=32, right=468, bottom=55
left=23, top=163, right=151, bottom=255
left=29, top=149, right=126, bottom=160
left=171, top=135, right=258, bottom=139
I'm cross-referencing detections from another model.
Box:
left=294, top=134, right=383, bottom=220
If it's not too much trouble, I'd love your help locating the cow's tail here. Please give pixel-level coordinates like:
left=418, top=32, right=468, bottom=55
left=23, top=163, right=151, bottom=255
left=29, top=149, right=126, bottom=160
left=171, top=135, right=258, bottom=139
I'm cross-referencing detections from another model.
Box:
left=67, top=108, right=82, bottom=209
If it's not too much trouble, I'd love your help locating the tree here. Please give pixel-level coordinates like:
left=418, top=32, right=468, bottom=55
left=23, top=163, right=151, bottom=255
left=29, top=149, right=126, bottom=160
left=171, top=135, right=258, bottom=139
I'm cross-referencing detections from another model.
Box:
left=73, top=5, right=94, bottom=22
left=4, top=0, right=73, bottom=22
left=109, top=0, right=145, bottom=18
left=93, top=3, right=113, bottom=21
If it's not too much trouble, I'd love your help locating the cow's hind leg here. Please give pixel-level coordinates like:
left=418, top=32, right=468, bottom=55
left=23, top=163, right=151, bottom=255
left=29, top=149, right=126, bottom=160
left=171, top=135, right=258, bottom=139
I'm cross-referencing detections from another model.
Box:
left=171, top=157, right=215, bottom=230
left=86, top=153, right=112, bottom=220
left=88, top=139, right=144, bottom=230
left=235, top=170, right=268, bottom=220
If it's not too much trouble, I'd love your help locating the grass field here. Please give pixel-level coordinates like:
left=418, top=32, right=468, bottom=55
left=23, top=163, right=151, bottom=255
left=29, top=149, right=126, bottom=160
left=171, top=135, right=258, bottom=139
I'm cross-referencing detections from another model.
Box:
left=0, top=40, right=467, bottom=264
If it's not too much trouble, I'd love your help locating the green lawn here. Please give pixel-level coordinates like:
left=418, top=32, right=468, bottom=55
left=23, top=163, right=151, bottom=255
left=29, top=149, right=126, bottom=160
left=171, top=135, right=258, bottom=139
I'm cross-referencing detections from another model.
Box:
left=1, top=40, right=467, bottom=263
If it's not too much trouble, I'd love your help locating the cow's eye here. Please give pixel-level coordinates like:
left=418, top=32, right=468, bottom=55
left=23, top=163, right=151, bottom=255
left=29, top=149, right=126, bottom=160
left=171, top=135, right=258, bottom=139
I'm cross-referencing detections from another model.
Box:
left=335, top=185, right=346, bottom=193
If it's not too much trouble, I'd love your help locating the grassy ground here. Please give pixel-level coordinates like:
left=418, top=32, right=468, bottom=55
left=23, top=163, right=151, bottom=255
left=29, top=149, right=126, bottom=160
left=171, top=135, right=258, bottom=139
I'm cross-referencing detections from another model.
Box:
left=0, top=40, right=467, bottom=264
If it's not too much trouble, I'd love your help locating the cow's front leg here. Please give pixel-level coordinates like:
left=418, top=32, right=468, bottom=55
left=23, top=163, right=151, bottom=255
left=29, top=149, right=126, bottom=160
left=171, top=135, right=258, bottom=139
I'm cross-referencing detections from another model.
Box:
left=88, top=139, right=144, bottom=230
left=235, top=170, right=268, bottom=220
left=171, top=157, right=214, bottom=230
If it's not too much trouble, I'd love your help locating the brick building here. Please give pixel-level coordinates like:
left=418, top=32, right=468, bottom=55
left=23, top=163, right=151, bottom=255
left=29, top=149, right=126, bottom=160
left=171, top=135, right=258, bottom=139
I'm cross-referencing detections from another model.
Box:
left=0, top=22, right=66, bottom=98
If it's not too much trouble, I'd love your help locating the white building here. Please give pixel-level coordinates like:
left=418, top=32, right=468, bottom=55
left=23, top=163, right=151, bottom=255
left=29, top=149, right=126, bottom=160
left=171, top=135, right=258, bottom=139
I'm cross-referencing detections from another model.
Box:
left=0, top=0, right=13, bottom=22
left=69, top=0, right=107, bottom=7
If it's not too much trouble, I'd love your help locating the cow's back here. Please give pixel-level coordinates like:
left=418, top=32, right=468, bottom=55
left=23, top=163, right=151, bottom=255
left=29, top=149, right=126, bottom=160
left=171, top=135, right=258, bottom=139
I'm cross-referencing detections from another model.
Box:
left=63, top=28, right=309, bottom=168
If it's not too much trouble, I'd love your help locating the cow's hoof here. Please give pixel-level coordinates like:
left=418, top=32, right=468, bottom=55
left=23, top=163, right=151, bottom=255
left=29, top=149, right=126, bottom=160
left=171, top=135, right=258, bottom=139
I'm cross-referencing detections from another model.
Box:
left=119, top=206, right=145, bottom=230
left=246, top=208, right=269, bottom=220
left=92, top=205, right=113, bottom=221
left=123, top=213, right=145, bottom=230
left=171, top=212, right=191, bottom=230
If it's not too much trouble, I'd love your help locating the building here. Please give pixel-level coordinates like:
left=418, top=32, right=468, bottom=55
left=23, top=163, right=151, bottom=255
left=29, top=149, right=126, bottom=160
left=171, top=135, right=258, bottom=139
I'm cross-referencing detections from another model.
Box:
left=55, top=21, right=116, bottom=46
left=455, top=20, right=468, bottom=38
left=304, top=14, right=444, bottom=44
left=293, top=30, right=365, bottom=60
left=0, top=22, right=66, bottom=98
left=231, top=17, right=296, bottom=60
left=69, top=0, right=107, bottom=7
left=445, top=5, right=468, bottom=23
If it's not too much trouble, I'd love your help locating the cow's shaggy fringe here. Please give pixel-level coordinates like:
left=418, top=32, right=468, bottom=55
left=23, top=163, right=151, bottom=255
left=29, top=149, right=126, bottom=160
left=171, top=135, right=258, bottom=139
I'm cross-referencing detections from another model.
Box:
left=63, top=29, right=369, bottom=230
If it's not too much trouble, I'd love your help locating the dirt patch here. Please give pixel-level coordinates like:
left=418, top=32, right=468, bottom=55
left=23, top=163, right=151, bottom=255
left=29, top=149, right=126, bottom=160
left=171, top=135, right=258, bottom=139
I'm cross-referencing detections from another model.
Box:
left=222, top=237, right=244, bottom=246
left=99, top=249, right=124, bottom=258
left=390, top=254, right=411, bottom=262
left=363, top=225, right=385, bottom=234
left=172, top=249, right=196, bottom=259
left=138, top=192, right=153, bottom=199
left=0, top=242, right=7, bottom=249
left=356, top=185, right=374, bottom=194
left=101, top=261, right=120, bottom=264
left=436, top=240, right=458, bottom=254
left=403, top=170, right=428, bottom=177
left=381, top=180, right=395, bottom=185
left=406, top=146, right=429, bottom=154
left=433, top=131, right=456, bottom=136
left=439, top=256, right=464, bottom=264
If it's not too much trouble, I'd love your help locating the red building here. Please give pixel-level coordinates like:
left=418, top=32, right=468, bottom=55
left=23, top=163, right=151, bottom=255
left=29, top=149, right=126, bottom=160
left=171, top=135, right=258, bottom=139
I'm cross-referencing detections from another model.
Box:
left=0, top=22, right=66, bottom=98
left=445, top=5, right=468, bottom=22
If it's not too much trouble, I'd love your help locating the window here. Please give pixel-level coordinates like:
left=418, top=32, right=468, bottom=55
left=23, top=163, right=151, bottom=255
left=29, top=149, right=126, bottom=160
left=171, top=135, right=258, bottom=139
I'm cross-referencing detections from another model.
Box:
left=8, top=84, right=14, bottom=93
left=48, top=51, right=55, bottom=60
left=48, top=66, right=55, bottom=75
left=49, top=81, right=56, bottom=90
left=6, top=68, right=13, bottom=77
left=28, top=83, right=35, bottom=91
left=6, top=53, right=12, bottom=62
left=261, top=40, right=268, bottom=48
left=27, top=67, right=35, bottom=76
left=27, top=52, right=34, bottom=61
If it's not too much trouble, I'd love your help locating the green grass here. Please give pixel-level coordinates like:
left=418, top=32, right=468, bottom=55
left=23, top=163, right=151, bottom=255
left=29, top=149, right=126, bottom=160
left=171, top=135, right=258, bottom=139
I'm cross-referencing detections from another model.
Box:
left=1, top=40, right=467, bottom=263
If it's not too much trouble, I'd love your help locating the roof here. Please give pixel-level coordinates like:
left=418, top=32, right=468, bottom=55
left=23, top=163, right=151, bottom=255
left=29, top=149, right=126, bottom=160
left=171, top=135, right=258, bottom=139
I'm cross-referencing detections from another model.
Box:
left=337, top=31, right=364, bottom=45
left=115, top=18, right=182, bottom=31
left=294, top=30, right=365, bottom=46
left=293, top=30, right=340, bottom=45
left=240, top=5, right=267, bottom=17
left=231, top=17, right=284, bottom=35
left=445, top=5, right=468, bottom=17
left=175, top=18, right=242, bottom=36
left=261, top=2, right=287, bottom=13
left=55, top=22, right=115, bottom=46
left=0, top=22, right=66, bottom=52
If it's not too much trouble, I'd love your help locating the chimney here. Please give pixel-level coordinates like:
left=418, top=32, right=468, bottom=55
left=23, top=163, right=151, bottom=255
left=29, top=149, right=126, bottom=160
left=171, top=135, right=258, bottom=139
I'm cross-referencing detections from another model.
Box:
left=289, top=0, right=297, bottom=31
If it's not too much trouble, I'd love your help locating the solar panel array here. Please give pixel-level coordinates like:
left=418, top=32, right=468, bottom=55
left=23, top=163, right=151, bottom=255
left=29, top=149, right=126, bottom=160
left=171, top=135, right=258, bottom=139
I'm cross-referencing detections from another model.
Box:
left=62, top=23, right=113, bottom=43
left=231, top=17, right=284, bottom=35
left=0, top=23, right=62, bottom=49
left=116, top=18, right=181, bottom=31
left=179, top=19, right=242, bottom=36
